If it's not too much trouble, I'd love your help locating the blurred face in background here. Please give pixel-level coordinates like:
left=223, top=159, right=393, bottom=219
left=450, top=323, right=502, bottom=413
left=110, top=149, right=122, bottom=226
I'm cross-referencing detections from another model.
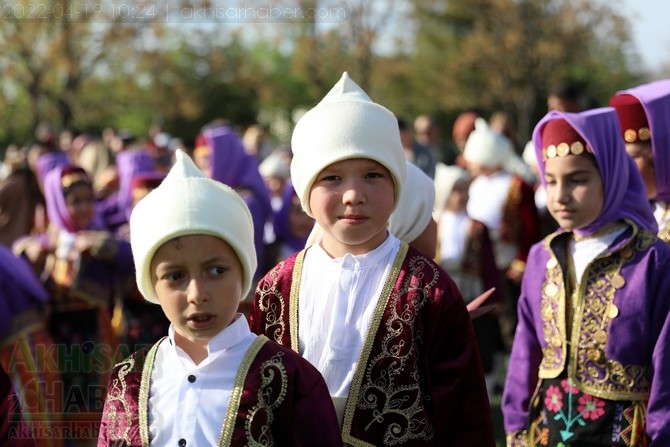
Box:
left=624, top=142, right=656, bottom=199
left=446, top=178, right=470, bottom=212
left=65, top=183, right=95, bottom=230
left=192, top=146, right=212, bottom=178
left=288, top=193, right=315, bottom=240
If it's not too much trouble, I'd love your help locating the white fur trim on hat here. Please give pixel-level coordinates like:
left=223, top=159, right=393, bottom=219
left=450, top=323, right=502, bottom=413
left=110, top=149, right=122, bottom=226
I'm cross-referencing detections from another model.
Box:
left=463, top=118, right=513, bottom=169
left=129, top=149, right=257, bottom=304
left=290, top=72, right=406, bottom=217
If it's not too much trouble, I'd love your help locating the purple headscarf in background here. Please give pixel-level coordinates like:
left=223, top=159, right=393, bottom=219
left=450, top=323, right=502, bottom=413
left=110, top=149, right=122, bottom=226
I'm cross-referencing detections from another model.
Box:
left=615, top=79, right=670, bottom=202
left=111, top=149, right=156, bottom=221
left=273, top=181, right=310, bottom=253
left=532, top=108, right=657, bottom=237
left=36, top=151, right=70, bottom=183
left=201, top=125, right=272, bottom=278
left=43, top=165, right=105, bottom=233
left=0, top=244, right=48, bottom=341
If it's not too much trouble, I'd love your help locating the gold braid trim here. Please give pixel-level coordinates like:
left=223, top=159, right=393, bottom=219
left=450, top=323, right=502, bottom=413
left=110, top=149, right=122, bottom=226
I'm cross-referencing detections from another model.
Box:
left=539, top=226, right=654, bottom=400
left=219, top=335, right=269, bottom=447
left=658, top=219, right=670, bottom=244
left=139, top=338, right=163, bottom=447
left=289, top=250, right=306, bottom=353
left=342, top=243, right=437, bottom=446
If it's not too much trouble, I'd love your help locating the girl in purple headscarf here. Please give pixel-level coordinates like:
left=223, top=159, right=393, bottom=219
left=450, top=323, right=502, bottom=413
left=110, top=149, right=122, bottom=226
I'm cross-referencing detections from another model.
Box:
left=193, top=124, right=273, bottom=289
left=12, top=165, right=135, bottom=437
left=610, top=79, right=670, bottom=242
left=502, top=108, right=670, bottom=446
left=263, top=181, right=315, bottom=272
left=100, top=149, right=156, bottom=232
left=0, top=243, right=63, bottom=447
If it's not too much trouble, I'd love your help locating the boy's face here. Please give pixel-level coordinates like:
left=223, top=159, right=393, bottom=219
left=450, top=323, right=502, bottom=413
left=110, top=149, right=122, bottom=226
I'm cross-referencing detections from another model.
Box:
left=309, top=158, right=395, bottom=257
left=544, top=154, right=603, bottom=231
left=624, top=142, right=656, bottom=199
left=446, top=179, right=470, bottom=212
left=151, top=234, right=242, bottom=348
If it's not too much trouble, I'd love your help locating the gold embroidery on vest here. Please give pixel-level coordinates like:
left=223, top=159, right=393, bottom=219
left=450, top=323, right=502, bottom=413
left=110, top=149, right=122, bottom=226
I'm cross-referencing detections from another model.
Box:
left=539, top=236, right=567, bottom=377
left=139, top=338, right=162, bottom=447
left=539, top=228, right=654, bottom=400
left=570, top=230, right=654, bottom=400
left=104, top=356, right=135, bottom=445
left=342, top=243, right=436, bottom=446
left=289, top=250, right=306, bottom=353
left=244, top=349, right=288, bottom=447
left=658, top=219, right=670, bottom=243
left=256, top=259, right=290, bottom=347
left=219, top=335, right=268, bottom=447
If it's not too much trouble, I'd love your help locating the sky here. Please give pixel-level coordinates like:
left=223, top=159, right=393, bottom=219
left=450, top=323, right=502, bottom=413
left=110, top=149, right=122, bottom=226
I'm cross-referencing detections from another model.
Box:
left=619, top=0, right=670, bottom=72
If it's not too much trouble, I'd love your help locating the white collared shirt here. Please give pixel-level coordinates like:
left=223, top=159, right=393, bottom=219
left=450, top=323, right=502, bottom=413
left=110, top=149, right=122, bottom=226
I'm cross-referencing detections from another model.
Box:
left=570, top=227, right=627, bottom=284
left=148, top=314, right=257, bottom=446
left=298, top=234, right=400, bottom=397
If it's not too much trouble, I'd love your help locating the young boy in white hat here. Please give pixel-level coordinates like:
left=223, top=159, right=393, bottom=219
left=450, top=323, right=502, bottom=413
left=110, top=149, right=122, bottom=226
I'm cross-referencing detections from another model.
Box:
left=250, top=72, right=494, bottom=446
left=97, top=150, right=342, bottom=446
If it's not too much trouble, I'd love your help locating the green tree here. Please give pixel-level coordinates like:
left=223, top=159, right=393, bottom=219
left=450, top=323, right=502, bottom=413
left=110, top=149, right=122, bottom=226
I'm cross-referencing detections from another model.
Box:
left=393, top=0, right=645, bottom=144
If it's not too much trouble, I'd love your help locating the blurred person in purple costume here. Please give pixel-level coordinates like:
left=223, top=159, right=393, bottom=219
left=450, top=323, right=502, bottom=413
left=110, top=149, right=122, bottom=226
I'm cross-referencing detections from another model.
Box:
left=609, top=79, right=670, bottom=242
left=0, top=244, right=62, bottom=447
left=502, top=108, right=670, bottom=446
left=100, top=149, right=156, bottom=232
left=12, top=166, right=135, bottom=443
left=193, top=124, right=272, bottom=291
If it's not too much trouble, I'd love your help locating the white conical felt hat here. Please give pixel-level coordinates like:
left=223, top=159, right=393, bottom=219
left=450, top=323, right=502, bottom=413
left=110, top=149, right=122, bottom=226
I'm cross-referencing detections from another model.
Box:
left=290, top=72, right=406, bottom=217
left=129, top=149, right=256, bottom=303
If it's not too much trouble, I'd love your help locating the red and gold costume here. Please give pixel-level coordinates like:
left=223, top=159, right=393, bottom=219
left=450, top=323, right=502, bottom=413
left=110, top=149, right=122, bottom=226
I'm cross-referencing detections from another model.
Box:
left=250, top=243, right=495, bottom=446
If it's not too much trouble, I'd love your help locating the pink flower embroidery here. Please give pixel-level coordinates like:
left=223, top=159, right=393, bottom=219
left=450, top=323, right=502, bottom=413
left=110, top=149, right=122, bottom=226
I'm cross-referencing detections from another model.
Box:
left=578, top=394, right=605, bottom=420
left=544, top=385, right=563, bottom=412
left=561, top=379, right=579, bottom=394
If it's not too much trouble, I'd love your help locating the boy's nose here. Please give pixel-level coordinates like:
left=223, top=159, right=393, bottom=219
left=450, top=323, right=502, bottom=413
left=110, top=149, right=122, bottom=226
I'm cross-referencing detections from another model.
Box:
left=187, top=278, right=209, bottom=304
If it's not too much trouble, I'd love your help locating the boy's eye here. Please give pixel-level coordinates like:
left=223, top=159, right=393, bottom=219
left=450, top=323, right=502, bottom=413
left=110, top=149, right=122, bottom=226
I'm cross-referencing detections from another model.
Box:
left=365, top=172, right=383, bottom=179
left=208, top=265, right=227, bottom=276
left=163, top=271, right=185, bottom=282
left=319, top=174, right=340, bottom=182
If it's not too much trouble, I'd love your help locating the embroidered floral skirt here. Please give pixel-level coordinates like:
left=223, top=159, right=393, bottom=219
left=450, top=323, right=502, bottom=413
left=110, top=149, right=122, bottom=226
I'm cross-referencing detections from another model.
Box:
left=527, top=377, right=649, bottom=446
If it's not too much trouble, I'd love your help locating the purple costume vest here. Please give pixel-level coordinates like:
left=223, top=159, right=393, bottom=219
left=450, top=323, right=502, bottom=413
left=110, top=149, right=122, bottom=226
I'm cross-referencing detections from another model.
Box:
left=502, top=222, right=670, bottom=446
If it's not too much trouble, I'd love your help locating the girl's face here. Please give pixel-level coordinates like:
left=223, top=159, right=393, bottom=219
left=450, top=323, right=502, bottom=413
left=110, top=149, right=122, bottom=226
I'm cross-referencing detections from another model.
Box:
left=625, top=142, right=656, bottom=199
left=65, top=183, right=95, bottom=230
left=544, top=155, right=604, bottom=231
left=309, top=158, right=395, bottom=257
left=288, top=194, right=315, bottom=240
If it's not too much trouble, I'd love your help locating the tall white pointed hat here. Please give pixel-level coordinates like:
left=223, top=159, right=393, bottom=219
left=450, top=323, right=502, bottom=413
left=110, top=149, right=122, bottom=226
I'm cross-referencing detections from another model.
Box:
left=129, top=149, right=257, bottom=303
left=290, top=72, right=406, bottom=216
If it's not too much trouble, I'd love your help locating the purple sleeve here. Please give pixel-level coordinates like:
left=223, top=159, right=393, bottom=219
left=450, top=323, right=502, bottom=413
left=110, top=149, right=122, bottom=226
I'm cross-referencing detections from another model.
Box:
left=501, top=244, right=545, bottom=434
left=646, top=248, right=670, bottom=445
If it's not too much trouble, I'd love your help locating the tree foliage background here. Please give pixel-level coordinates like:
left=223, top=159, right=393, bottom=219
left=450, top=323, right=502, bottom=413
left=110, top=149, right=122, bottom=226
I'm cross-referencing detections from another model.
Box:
left=0, top=0, right=667, bottom=151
